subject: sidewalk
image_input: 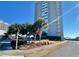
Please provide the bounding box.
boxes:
[0,40,68,57]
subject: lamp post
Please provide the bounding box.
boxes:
[16,31,19,49]
[16,28,20,50]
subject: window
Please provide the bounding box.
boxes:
[42,12,48,17]
[41,1,47,4]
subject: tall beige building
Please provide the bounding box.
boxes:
[35,1,64,40]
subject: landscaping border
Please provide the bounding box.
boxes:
[0,40,68,57]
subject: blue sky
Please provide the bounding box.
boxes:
[0,1,35,24]
[0,1,79,38]
[62,1,79,38]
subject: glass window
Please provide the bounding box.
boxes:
[41,3,48,7]
[42,11,48,16]
[41,1,47,4]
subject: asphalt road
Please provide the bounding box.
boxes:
[47,41,79,57]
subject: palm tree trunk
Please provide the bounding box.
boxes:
[16,32,18,49]
[39,34,41,41]
[39,29,42,41]
[34,34,36,41]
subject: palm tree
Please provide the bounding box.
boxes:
[33,18,48,41]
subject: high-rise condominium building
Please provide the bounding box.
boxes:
[0,20,9,35]
[35,1,64,40]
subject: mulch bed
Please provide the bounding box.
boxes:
[19,40,53,50]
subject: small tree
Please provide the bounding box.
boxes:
[7,23,21,49]
[20,23,33,38]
